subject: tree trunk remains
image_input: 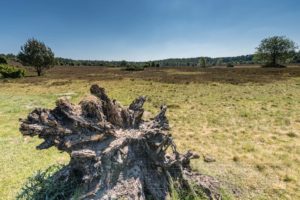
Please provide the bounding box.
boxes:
[20,84,222,200]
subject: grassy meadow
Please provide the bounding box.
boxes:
[0,66,300,199]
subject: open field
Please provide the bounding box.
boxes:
[0,66,300,199]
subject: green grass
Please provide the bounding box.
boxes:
[0,67,300,199]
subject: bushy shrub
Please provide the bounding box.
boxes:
[124,65,145,71]
[226,63,234,68]
[0,64,25,78]
[0,56,8,64]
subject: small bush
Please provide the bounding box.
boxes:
[0,56,8,64]
[226,63,234,68]
[0,64,25,78]
[124,65,145,71]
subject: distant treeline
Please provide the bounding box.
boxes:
[55,55,256,67]
[154,55,255,67]
[1,52,300,67]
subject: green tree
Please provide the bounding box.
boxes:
[216,58,223,66]
[254,36,298,67]
[294,51,300,63]
[120,60,127,67]
[18,38,55,76]
[151,62,155,67]
[199,57,206,67]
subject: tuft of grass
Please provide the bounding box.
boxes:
[17,165,81,200]
[220,188,234,200]
[283,175,294,183]
[287,132,297,138]
[232,156,239,162]
[256,164,266,172]
[168,181,209,200]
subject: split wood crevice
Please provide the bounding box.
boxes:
[20,84,222,200]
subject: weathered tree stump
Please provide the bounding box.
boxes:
[20,84,221,200]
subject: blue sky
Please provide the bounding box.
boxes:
[0,0,299,61]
